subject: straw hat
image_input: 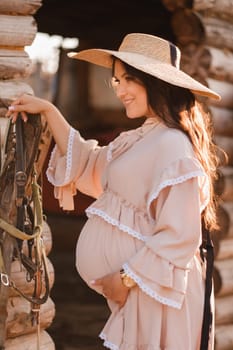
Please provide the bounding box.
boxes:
[68,33,220,100]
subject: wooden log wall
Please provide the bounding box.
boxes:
[162,1,233,349]
[0,1,55,349]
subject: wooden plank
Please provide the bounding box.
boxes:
[6,297,55,339]
[221,202,233,238]
[221,167,233,202]
[0,108,7,118]
[215,136,233,166]
[214,258,233,296]
[0,55,32,80]
[0,49,28,57]
[215,324,233,350]
[0,235,15,348]
[208,46,233,84]
[194,0,233,24]
[216,238,233,261]
[0,81,33,104]
[202,17,233,51]
[208,79,233,110]
[5,330,55,349]
[180,43,211,84]
[0,0,42,16]
[215,204,231,240]
[215,295,233,325]
[0,15,37,47]
[210,106,233,137]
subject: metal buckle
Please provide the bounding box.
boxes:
[1,273,9,286]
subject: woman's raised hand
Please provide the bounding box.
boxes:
[6,94,54,123]
[6,93,71,156]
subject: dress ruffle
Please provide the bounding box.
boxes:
[86,189,152,242]
[46,127,107,210]
[147,156,209,218]
[123,253,188,309]
[86,157,208,243]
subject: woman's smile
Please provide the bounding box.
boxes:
[112,60,154,119]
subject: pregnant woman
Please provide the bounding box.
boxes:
[7,33,221,350]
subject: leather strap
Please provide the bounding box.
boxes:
[15,117,27,207]
[200,227,214,350]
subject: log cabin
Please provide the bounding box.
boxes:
[0,0,233,349]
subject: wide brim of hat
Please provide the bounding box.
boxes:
[68,48,221,101]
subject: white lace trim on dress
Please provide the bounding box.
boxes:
[86,207,146,242]
[99,333,119,350]
[46,144,58,183]
[148,170,209,214]
[64,127,75,183]
[46,127,76,185]
[122,263,182,309]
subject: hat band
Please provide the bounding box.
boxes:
[169,43,180,69]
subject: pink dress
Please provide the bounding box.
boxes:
[47,118,213,350]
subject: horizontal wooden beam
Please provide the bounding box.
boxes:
[0,15,37,47]
[194,0,233,24]
[221,202,233,238]
[0,0,42,15]
[5,330,55,349]
[214,258,233,296]
[208,78,233,109]
[215,324,233,350]
[221,168,233,203]
[208,46,233,84]
[0,50,32,79]
[0,81,33,103]
[210,106,233,137]
[215,136,233,166]
[6,297,55,338]
[202,17,233,51]
[215,294,233,325]
[216,238,233,261]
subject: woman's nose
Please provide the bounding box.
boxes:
[115,83,127,99]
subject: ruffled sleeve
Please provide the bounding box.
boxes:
[122,157,209,309]
[46,127,108,210]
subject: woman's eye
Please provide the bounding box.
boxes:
[125,75,134,81]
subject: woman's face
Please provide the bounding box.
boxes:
[112,60,155,119]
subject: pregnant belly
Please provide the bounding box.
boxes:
[76,216,141,288]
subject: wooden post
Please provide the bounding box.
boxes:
[0,1,55,349]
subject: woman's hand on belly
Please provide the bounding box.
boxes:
[90,271,130,307]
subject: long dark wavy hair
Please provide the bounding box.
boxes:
[112,58,225,231]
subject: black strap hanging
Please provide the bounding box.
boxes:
[15,116,28,253]
[15,116,27,206]
[200,226,214,350]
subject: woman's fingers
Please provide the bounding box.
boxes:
[21,111,28,122]
[10,112,18,123]
[6,94,34,122]
[7,110,28,124]
[6,107,28,123]
[6,94,53,122]
[5,106,15,118]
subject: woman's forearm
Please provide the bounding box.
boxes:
[42,102,71,155]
